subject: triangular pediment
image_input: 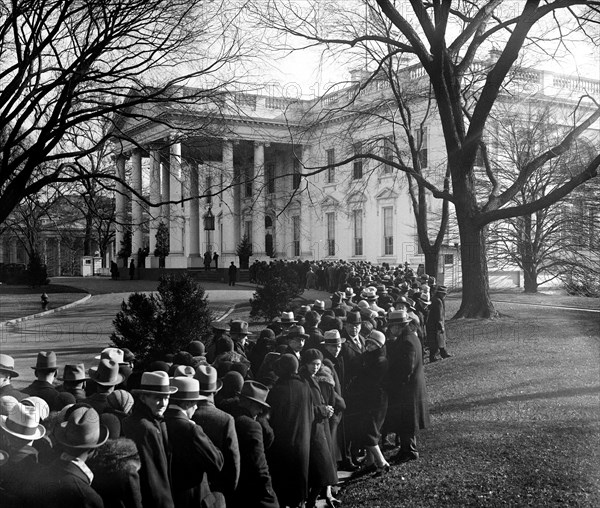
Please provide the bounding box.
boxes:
[348,191,367,204]
[375,188,399,200]
[320,196,340,208]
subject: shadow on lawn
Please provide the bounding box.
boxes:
[433,385,600,413]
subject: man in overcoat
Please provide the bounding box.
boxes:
[22,351,62,411]
[426,285,452,362]
[164,377,224,508]
[228,381,279,508]
[192,365,241,506]
[266,354,313,507]
[386,310,431,463]
[0,354,25,401]
[123,371,178,508]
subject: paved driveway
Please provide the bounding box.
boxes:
[2,284,254,389]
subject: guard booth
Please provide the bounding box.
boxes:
[81,256,102,276]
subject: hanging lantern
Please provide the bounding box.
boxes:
[203,206,215,231]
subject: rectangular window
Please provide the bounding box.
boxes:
[444,254,454,265]
[383,206,393,255]
[292,216,300,256]
[383,136,394,174]
[292,158,301,190]
[353,209,363,256]
[326,212,335,256]
[266,163,275,194]
[352,143,363,180]
[416,127,428,168]
[245,221,252,245]
[326,148,335,184]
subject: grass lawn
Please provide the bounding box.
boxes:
[0,284,87,321]
[230,297,599,507]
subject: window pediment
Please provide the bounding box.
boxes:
[375,188,399,200]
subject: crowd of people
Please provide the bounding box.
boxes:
[0,263,452,508]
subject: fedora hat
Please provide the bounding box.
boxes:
[132,371,178,395]
[187,341,205,357]
[344,287,355,299]
[31,351,57,371]
[321,329,346,345]
[22,397,50,421]
[229,320,254,336]
[280,312,297,324]
[346,311,362,325]
[89,359,124,386]
[0,402,46,441]
[396,296,416,311]
[59,363,89,382]
[95,347,126,365]
[54,406,108,449]
[172,365,195,378]
[170,377,208,401]
[388,308,412,324]
[194,365,223,393]
[312,300,325,312]
[366,330,386,348]
[240,381,270,409]
[284,325,309,342]
[0,354,19,378]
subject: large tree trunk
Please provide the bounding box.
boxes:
[423,249,439,280]
[523,265,538,293]
[454,216,497,318]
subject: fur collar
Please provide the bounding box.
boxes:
[315,364,335,387]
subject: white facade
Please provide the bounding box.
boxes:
[110,61,600,284]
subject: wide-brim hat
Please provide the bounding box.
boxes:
[54,406,108,449]
[0,403,46,441]
[321,329,346,345]
[194,365,223,393]
[89,359,124,387]
[229,320,254,336]
[346,311,362,325]
[169,377,208,401]
[94,348,127,365]
[312,300,325,312]
[0,354,19,378]
[344,288,355,299]
[59,363,89,382]
[31,351,57,371]
[241,381,270,409]
[132,371,178,395]
[388,309,412,324]
[284,325,310,342]
[279,312,297,324]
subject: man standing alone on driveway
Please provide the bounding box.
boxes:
[228,262,237,286]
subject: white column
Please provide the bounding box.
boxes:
[300,145,313,257]
[57,238,62,276]
[161,152,170,221]
[114,154,127,260]
[147,147,161,267]
[253,141,265,256]
[222,140,237,263]
[167,141,186,267]
[131,149,143,257]
[188,163,201,265]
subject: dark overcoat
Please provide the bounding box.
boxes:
[229,405,279,508]
[314,362,345,462]
[347,347,388,446]
[386,330,431,434]
[300,368,338,488]
[24,458,104,508]
[192,400,240,503]
[426,295,446,349]
[1,445,38,508]
[0,383,26,401]
[164,407,224,508]
[266,372,313,507]
[22,380,62,410]
[87,438,143,508]
[122,400,174,508]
